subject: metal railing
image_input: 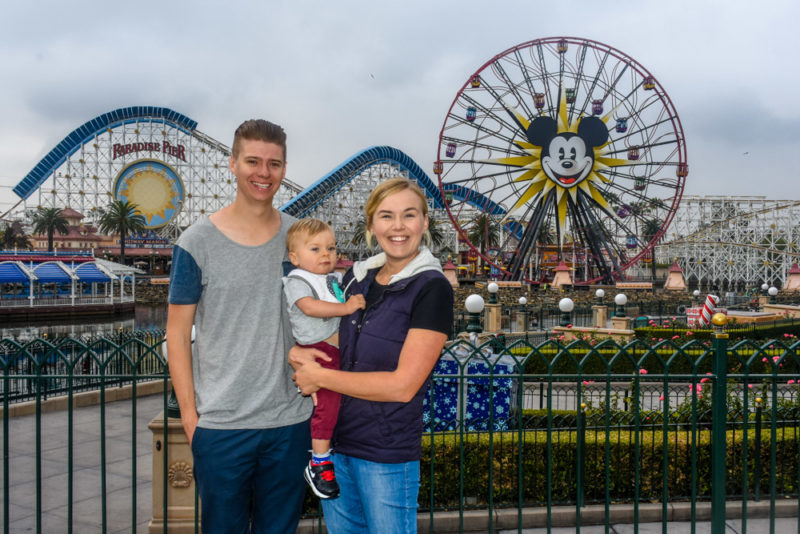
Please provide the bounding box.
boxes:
[0,295,136,308]
[2,332,799,533]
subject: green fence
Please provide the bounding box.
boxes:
[1,331,799,533]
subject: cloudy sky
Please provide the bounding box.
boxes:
[0,0,797,215]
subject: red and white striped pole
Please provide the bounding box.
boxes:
[697,294,719,327]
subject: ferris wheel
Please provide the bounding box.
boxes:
[435,37,687,284]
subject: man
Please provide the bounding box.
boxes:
[167,119,312,533]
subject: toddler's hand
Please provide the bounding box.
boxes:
[345,294,366,313]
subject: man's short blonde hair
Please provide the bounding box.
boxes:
[286,218,334,251]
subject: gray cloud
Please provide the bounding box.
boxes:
[2,0,800,211]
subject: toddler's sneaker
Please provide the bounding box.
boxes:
[304,460,340,499]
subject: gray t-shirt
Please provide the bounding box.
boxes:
[168,213,312,429]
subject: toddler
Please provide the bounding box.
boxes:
[283,218,365,499]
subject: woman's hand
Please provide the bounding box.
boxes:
[293,357,323,395]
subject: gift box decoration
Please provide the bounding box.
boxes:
[423,351,517,432]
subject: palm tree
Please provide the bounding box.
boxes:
[538,223,556,245]
[426,217,448,252]
[31,207,69,252]
[642,218,663,281]
[1,221,32,250]
[350,216,368,249]
[98,200,147,265]
[466,213,501,268]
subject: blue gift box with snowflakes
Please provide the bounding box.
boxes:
[423,352,517,432]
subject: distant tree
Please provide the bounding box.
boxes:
[0,221,32,250]
[538,223,556,245]
[642,218,663,281]
[31,207,69,252]
[97,200,147,265]
[467,213,501,269]
[427,217,448,252]
[350,216,368,249]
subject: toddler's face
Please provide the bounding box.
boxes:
[289,230,337,275]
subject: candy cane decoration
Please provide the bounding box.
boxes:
[697,294,719,326]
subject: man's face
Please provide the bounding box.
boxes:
[229,139,286,205]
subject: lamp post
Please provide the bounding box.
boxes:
[614,293,628,318]
[692,289,700,306]
[465,294,485,345]
[559,297,574,327]
[761,283,769,296]
[487,281,499,304]
[519,296,528,340]
[768,286,778,304]
[595,288,605,305]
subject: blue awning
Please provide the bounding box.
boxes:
[33,263,71,283]
[0,263,28,283]
[75,263,111,282]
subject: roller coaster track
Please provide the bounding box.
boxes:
[281,146,445,218]
[665,239,800,260]
[667,200,800,244]
[12,106,303,202]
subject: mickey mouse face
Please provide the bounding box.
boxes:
[541,133,594,187]
[526,115,609,190]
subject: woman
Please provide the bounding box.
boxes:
[291,177,453,533]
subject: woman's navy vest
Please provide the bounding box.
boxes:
[333,267,444,463]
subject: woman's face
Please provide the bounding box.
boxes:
[368,188,428,267]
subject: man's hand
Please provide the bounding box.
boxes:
[288,345,331,370]
[182,410,199,446]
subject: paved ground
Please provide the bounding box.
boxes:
[498,517,799,533]
[1,394,162,533]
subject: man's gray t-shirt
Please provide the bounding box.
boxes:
[168,214,312,429]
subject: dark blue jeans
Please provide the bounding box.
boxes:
[191,420,311,534]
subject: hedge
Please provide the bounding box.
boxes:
[301,425,798,515]
[514,342,800,378]
[419,429,799,509]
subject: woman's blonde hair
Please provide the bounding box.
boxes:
[364,177,430,248]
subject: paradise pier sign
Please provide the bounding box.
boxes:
[112,140,187,162]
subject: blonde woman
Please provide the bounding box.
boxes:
[291,177,453,533]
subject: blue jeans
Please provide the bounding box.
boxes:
[191,420,310,534]
[321,453,420,534]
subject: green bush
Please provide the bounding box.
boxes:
[418,428,799,509]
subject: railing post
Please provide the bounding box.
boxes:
[711,312,729,534]
[754,397,763,502]
[539,382,543,409]
[577,402,586,510]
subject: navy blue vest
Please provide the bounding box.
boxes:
[334,267,445,463]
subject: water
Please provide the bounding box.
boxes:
[1,304,168,341]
